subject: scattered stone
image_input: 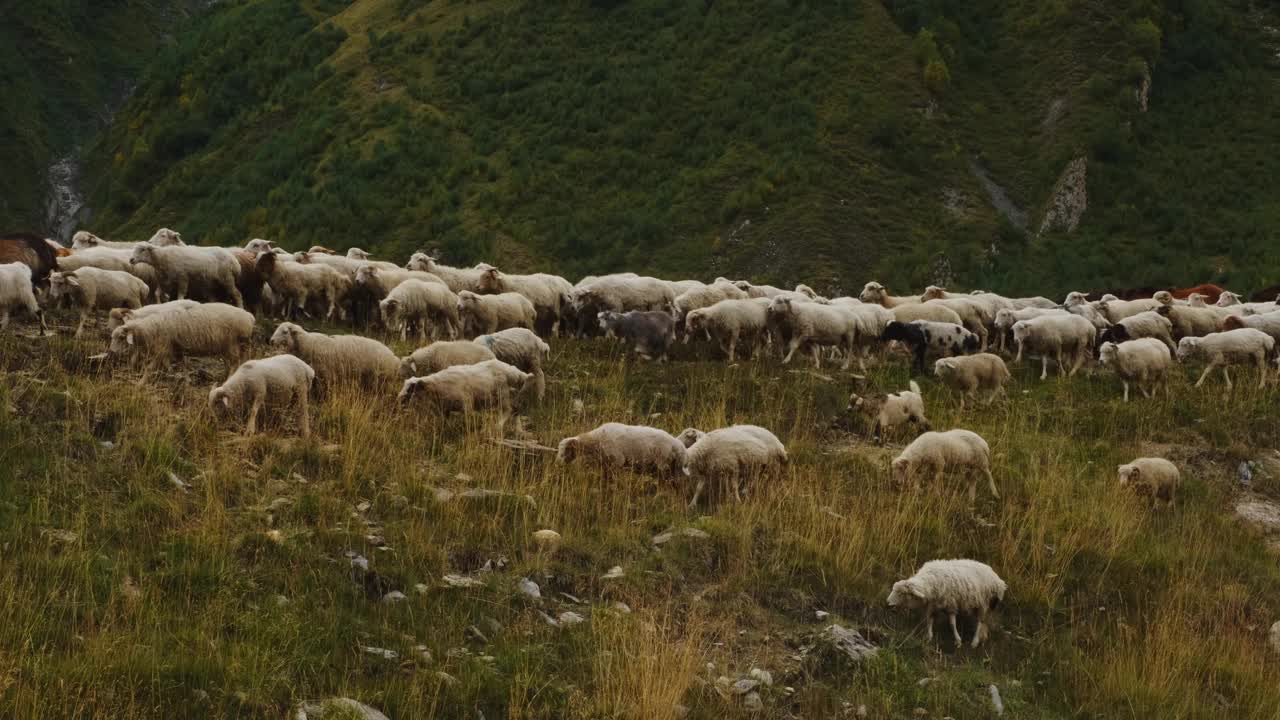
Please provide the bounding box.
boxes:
[557,611,585,626]
[814,610,829,620]
[1238,461,1254,487]
[293,697,390,720]
[346,552,370,571]
[571,399,584,414]
[732,678,759,695]
[366,534,387,547]
[290,472,309,484]
[517,577,541,600]
[917,677,934,687]
[459,488,537,508]
[120,576,143,602]
[602,565,625,580]
[652,527,710,545]
[532,529,562,551]
[167,472,191,493]
[817,624,878,665]
[611,601,631,614]
[1270,621,1280,655]
[360,645,399,661]
[989,684,1005,716]
[98,440,116,450]
[748,668,773,686]
[432,487,456,503]
[856,705,868,718]
[913,709,928,718]
[538,610,560,627]
[743,691,763,712]
[442,574,484,589]
[479,557,507,573]
[456,473,473,483]
[267,497,292,513]
[382,591,407,604]
[1235,498,1280,533]
[192,689,209,703]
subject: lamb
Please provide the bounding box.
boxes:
[1098,339,1174,401]
[109,303,253,382]
[269,322,400,388]
[597,310,677,361]
[405,253,488,293]
[684,298,768,362]
[47,268,149,336]
[473,327,551,399]
[1098,311,1177,353]
[255,250,348,320]
[682,425,788,507]
[380,279,460,341]
[107,299,200,331]
[890,429,998,503]
[1223,312,1280,345]
[880,320,979,374]
[859,281,919,307]
[209,354,315,437]
[933,353,1011,409]
[456,290,537,336]
[1118,458,1181,507]
[476,266,573,335]
[848,379,929,444]
[766,297,859,369]
[1011,313,1097,380]
[887,559,1006,648]
[556,423,687,476]
[396,359,533,434]
[0,262,46,334]
[130,242,243,307]
[1176,328,1275,390]
[399,340,496,378]
[1156,303,1232,339]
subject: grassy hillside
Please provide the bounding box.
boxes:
[72,0,1276,296]
[1,314,1279,718]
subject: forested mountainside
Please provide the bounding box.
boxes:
[9,0,1280,295]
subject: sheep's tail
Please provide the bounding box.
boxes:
[908,380,921,395]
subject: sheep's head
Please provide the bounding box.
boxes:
[457,291,478,314]
[1101,293,1119,302]
[254,251,279,275]
[597,311,623,335]
[994,309,1015,330]
[477,266,502,293]
[1217,291,1241,307]
[795,284,818,299]
[1011,322,1031,345]
[887,578,926,608]
[1176,338,1198,362]
[684,310,705,336]
[921,285,947,300]
[107,308,134,331]
[208,386,232,415]
[1063,292,1087,308]
[1185,293,1208,307]
[346,247,370,260]
[1153,290,1174,305]
[1099,323,1130,345]
[355,265,379,286]
[396,377,425,405]
[270,322,303,350]
[961,332,980,354]
[859,281,886,304]
[1118,464,1139,487]
[675,427,705,448]
[733,280,753,293]
[129,244,157,265]
[406,252,434,272]
[47,272,73,299]
[71,231,102,249]
[148,228,183,246]
[308,245,335,255]
[245,238,276,255]
[1099,342,1119,366]
[399,355,417,379]
[380,298,400,324]
[890,457,911,487]
[556,437,578,464]
[933,358,956,378]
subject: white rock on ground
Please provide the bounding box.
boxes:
[293,698,390,720]
[517,578,541,599]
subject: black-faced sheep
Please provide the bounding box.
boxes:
[888,559,1006,648]
[881,320,978,375]
[556,423,687,476]
[1098,310,1176,354]
[209,354,315,437]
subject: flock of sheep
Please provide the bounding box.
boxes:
[0,227,1273,648]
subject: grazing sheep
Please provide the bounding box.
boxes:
[130,243,243,307]
[933,353,1011,409]
[556,423,687,476]
[47,268,149,336]
[1011,313,1097,380]
[1118,458,1181,507]
[109,303,253,382]
[0,232,58,286]
[400,340,496,378]
[380,279,460,341]
[476,266,573,335]
[766,297,859,369]
[1156,303,1232,339]
[269,322,400,388]
[1176,328,1275,390]
[597,310,677,361]
[255,251,347,320]
[209,354,315,437]
[848,379,929,444]
[0,262,46,334]
[473,327,551,399]
[684,298,768,362]
[1098,339,1174,401]
[1098,311,1177,353]
[890,429,998,502]
[859,281,919,307]
[1223,312,1280,345]
[456,290,536,336]
[396,359,533,434]
[404,253,488,293]
[887,559,1006,648]
[682,425,788,507]
[881,320,978,374]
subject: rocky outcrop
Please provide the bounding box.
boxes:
[1038,156,1088,235]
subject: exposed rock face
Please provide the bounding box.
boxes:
[1135,69,1151,113]
[1039,156,1088,235]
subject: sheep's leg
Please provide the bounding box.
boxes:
[400,322,408,342]
[959,393,967,411]
[35,308,47,336]
[985,467,999,499]
[782,338,801,364]
[1194,362,1216,388]
[244,395,263,436]
[732,476,743,503]
[1222,366,1232,390]
[811,344,822,369]
[1040,355,1048,381]
[727,332,738,363]
[1055,350,1065,376]
[872,421,883,446]
[1139,381,1151,399]
[296,388,311,439]
[858,347,870,374]
[923,605,934,642]
[1122,381,1130,403]
[74,311,88,338]
[175,278,189,301]
[968,477,977,504]
[1257,353,1267,389]
[1014,342,1023,364]
[229,284,244,309]
[1069,348,1085,376]
[3,309,15,331]
[973,607,989,648]
[688,478,705,509]
[948,611,962,647]
[534,368,546,401]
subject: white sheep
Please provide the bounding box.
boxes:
[859,281,919,307]
[556,423,686,476]
[682,425,788,507]
[130,243,243,307]
[993,307,1065,353]
[0,262,46,334]
[672,280,750,324]
[269,322,400,388]
[58,247,159,298]
[924,297,993,348]
[254,251,348,320]
[1176,328,1275,390]
[1156,303,1232,339]
[890,302,963,326]
[766,297,859,369]
[1098,296,1165,323]
[571,275,677,316]
[400,340,496,378]
[1011,313,1097,380]
[380,279,460,341]
[209,354,315,437]
[1100,310,1177,353]
[933,353,1011,409]
[47,268,149,337]
[71,228,185,250]
[1118,458,1180,507]
[456,290,536,336]
[473,327,551,399]
[887,559,1006,648]
[107,299,199,332]
[109,303,253,382]
[733,281,789,298]
[396,359,533,434]
[890,429,998,503]
[476,266,573,335]
[404,253,488,293]
[684,298,768,362]
[1098,339,1173,401]
[1223,312,1280,345]
[848,380,929,443]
